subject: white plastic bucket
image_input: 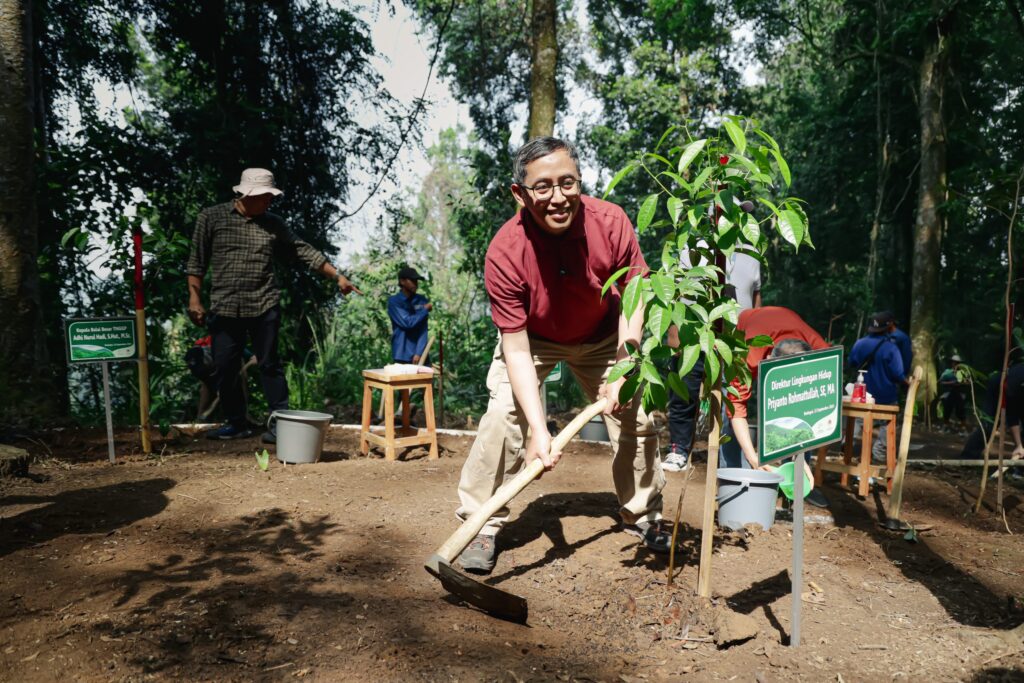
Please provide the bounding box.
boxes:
[716,468,784,530]
[270,410,333,464]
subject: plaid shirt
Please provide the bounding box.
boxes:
[186,202,328,317]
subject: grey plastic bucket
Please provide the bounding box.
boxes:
[270,410,332,464]
[716,468,784,530]
[579,416,609,442]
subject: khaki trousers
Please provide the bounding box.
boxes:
[456,333,665,536]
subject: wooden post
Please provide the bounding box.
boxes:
[132,225,152,454]
[886,366,922,526]
[696,382,722,598]
[438,331,445,428]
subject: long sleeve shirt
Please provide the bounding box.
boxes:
[849,334,905,405]
[387,292,430,362]
[186,202,327,317]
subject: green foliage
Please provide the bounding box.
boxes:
[37,1,410,425]
[606,116,807,412]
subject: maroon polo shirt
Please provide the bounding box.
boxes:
[484,195,648,345]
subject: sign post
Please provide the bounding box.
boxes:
[757,346,844,647]
[65,317,139,463]
[132,225,153,454]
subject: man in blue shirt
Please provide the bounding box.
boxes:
[849,313,906,461]
[874,311,912,380]
[388,266,432,363]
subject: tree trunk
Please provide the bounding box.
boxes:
[527,0,557,139]
[0,0,52,427]
[909,9,952,405]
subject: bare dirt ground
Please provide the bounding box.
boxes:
[1,422,1023,682]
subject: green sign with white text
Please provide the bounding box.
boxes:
[545,361,563,384]
[65,317,138,363]
[756,346,843,465]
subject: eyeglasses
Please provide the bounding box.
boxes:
[519,177,581,200]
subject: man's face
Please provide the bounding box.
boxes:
[400,277,418,294]
[511,149,582,236]
[237,193,274,217]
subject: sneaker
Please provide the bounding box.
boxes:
[623,520,673,554]
[205,423,254,440]
[457,534,496,574]
[662,450,690,473]
[805,488,830,508]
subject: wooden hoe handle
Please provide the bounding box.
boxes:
[431,398,609,565]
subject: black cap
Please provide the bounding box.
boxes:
[867,311,895,333]
[398,266,425,281]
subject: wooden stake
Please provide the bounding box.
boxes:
[667,464,695,587]
[886,366,922,523]
[696,382,722,599]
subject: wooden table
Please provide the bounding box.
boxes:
[359,369,438,461]
[814,400,899,497]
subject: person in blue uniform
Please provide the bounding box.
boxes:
[387,266,432,364]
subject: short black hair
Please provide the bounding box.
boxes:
[512,137,581,185]
[770,338,812,358]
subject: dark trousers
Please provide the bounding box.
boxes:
[667,355,705,454]
[211,306,289,426]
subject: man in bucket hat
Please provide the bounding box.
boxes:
[186,168,360,442]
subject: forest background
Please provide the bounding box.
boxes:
[1,0,1022,432]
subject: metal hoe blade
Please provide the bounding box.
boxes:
[426,555,528,624]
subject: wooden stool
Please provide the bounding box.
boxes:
[814,400,899,497]
[359,369,438,461]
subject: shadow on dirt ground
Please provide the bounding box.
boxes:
[0,478,174,558]
[825,481,1024,630]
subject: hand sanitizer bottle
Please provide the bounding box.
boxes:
[852,370,867,403]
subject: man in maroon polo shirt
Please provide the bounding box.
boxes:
[455,137,668,574]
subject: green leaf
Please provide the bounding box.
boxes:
[667,371,689,401]
[619,373,641,404]
[770,148,791,187]
[255,449,270,471]
[723,119,746,154]
[667,196,684,226]
[607,359,635,383]
[749,334,774,347]
[758,197,780,215]
[708,302,735,323]
[659,171,691,192]
[601,266,633,298]
[753,128,780,151]
[678,138,707,174]
[621,275,644,319]
[741,214,760,243]
[690,167,714,194]
[679,343,701,376]
[655,125,678,152]
[778,209,805,248]
[637,193,659,233]
[603,162,636,199]
[704,351,720,390]
[690,303,709,324]
[713,338,734,367]
[647,303,672,339]
[61,227,80,248]
[644,152,673,168]
[646,381,667,411]
[650,273,674,304]
[641,360,663,386]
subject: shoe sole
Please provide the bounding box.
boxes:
[207,432,254,441]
